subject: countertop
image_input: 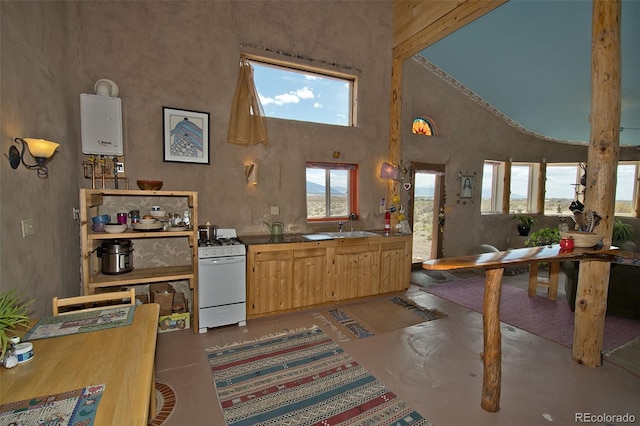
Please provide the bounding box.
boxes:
[239,231,408,245]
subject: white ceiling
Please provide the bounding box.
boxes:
[420,0,639,146]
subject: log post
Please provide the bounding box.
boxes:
[481,267,504,412]
[388,58,402,227]
[572,0,621,367]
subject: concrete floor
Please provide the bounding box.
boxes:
[154,272,640,426]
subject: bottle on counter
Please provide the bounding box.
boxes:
[384,211,391,236]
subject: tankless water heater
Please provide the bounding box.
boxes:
[80,93,123,156]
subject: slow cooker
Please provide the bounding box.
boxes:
[98,239,134,275]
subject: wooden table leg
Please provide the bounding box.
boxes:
[548,262,560,300]
[528,263,539,297]
[481,267,504,413]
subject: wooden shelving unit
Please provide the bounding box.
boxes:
[79,188,199,332]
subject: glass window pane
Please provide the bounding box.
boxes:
[510,165,530,213]
[251,61,353,126]
[545,165,580,215]
[481,162,495,213]
[329,169,348,217]
[615,163,637,216]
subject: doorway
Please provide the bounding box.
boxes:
[409,162,445,262]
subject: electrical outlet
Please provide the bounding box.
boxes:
[270,206,280,215]
[115,162,125,173]
[21,219,34,237]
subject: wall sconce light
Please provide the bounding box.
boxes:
[380,162,399,180]
[6,137,60,178]
[245,163,258,185]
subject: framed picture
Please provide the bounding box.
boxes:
[163,107,210,164]
[460,175,474,199]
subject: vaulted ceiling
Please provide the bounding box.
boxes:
[394,0,639,147]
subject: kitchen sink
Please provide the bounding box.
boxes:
[323,231,379,238]
[301,231,379,241]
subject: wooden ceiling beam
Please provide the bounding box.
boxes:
[393,0,508,60]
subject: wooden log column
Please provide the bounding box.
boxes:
[572,0,621,367]
[481,267,504,412]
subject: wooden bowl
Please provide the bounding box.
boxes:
[137,180,163,191]
[560,231,603,248]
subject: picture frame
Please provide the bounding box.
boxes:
[163,107,210,164]
[460,175,474,199]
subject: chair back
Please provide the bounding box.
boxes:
[53,288,136,316]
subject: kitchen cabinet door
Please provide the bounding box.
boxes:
[380,240,411,293]
[332,244,379,300]
[247,250,293,316]
[293,248,327,307]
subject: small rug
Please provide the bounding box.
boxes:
[422,278,640,353]
[149,382,176,426]
[319,296,445,340]
[0,384,105,425]
[24,306,136,341]
[207,327,430,426]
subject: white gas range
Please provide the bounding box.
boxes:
[197,229,246,333]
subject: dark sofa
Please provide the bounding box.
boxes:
[562,261,640,320]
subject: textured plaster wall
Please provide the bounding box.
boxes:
[74,1,393,236]
[0,2,82,316]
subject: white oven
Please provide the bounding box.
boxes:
[198,229,246,333]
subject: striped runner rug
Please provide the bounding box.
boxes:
[207,327,430,426]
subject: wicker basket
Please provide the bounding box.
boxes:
[560,231,603,248]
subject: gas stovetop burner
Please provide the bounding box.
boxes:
[198,228,246,258]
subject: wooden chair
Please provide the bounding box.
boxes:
[52,288,136,316]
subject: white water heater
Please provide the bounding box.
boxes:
[80,93,123,156]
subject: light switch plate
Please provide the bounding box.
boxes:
[21,219,34,237]
[270,206,280,215]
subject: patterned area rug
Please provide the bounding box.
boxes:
[317,296,446,340]
[149,382,176,426]
[207,327,430,426]
[0,384,105,425]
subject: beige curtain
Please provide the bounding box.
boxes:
[227,58,269,147]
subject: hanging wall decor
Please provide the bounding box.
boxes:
[163,107,210,164]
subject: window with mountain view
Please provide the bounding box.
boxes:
[306,162,358,221]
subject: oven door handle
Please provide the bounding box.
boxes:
[199,256,245,266]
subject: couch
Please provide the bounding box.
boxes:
[562,261,640,320]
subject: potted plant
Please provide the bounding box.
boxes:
[613,219,637,252]
[525,227,560,247]
[514,215,536,236]
[0,289,33,356]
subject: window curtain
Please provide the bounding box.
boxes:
[227,58,269,147]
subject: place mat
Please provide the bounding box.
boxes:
[207,327,430,426]
[317,296,446,340]
[24,305,136,341]
[0,384,106,425]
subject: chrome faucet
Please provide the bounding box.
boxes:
[338,213,358,232]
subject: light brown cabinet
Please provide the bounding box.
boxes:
[79,189,199,331]
[246,235,411,318]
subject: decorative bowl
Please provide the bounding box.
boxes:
[560,231,603,248]
[149,210,166,219]
[103,223,128,234]
[138,218,156,224]
[137,180,163,190]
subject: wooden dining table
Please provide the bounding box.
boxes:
[422,244,620,413]
[0,303,159,425]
